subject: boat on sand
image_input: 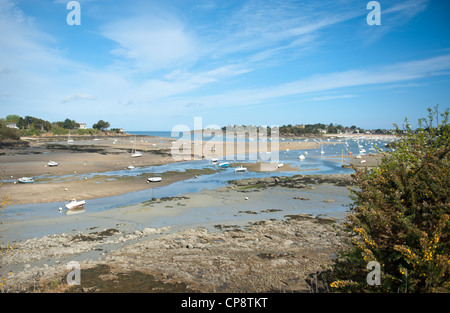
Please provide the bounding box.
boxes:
[48,161,59,167]
[17,177,34,183]
[65,198,85,210]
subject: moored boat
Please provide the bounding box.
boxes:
[48,161,59,167]
[17,177,34,183]
[65,198,85,210]
[131,135,142,157]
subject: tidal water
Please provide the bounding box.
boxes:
[2,137,392,222]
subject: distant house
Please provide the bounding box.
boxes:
[79,123,87,129]
[6,123,19,129]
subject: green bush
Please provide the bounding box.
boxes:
[330,106,450,292]
[0,122,21,141]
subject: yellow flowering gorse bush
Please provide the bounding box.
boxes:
[329,106,450,293]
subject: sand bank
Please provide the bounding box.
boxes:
[0,136,321,205]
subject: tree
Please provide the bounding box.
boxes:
[62,118,79,129]
[5,115,20,124]
[93,120,110,131]
[329,106,450,292]
[19,116,52,132]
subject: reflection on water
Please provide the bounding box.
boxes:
[4,138,392,221]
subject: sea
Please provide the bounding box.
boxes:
[127,131,175,138]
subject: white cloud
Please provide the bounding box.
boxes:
[100,14,197,72]
[310,94,357,101]
[167,54,450,110]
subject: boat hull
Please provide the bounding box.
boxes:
[18,177,34,183]
[65,200,86,210]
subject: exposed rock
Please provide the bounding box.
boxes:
[229,174,353,189]
[2,215,346,293]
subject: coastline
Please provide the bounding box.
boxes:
[0,135,324,205]
[0,134,381,293]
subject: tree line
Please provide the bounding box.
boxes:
[279,123,391,136]
[1,115,112,132]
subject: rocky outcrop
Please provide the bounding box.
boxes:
[229,174,353,189]
[2,216,345,293]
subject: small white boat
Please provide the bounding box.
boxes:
[127,165,135,170]
[219,162,229,168]
[148,177,162,182]
[67,132,74,143]
[65,198,85,210]
[48,161,59,167]
[211,158,218,163]
[17,177,34,183]
[234,166,247,172]
[131,135,142,157]
[277,163,284,168]
[299,155,305,160]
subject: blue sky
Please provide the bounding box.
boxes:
[1,0,449,131]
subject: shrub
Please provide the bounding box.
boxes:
[330,106,449,292]
[0,122,21,141]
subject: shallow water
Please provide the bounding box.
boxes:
[2,138,390,223]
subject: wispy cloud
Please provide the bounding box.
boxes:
[199,0,360,64]
[361,0,430,45]
[61,94,97,103]
[310,94,357,102]
[168,54,450,110]
[100,13,197,72]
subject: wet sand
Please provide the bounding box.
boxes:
[0,181,351,293]
[0,136,320,205]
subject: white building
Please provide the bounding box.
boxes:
[6,123,18,129]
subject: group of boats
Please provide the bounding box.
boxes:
[17,160,59,183]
